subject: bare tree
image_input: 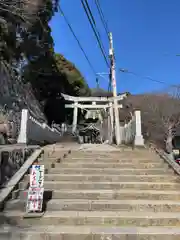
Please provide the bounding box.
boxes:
[125,88,180,152]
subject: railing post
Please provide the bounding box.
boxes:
[123,123,127,143]
[134,110,144,146]
[17,109,29,144]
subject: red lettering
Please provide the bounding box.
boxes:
[33,200,36,209]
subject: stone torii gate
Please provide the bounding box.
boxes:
[61,93,128,144]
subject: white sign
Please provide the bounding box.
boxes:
[30,165,44,188]
[26,164,45,213]
[26,187,44,212]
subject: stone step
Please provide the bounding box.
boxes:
[42,173,180,182]
[47,162,165,169]
[66,150,157,154]
[1,224,180,239]
[4,146,179,239]
[42,160,165,169]
[68,154,152,158]
[19,188,180,201]
[64,158,161,163]
[35,181,180,191]
[4,210,180,227]
[59,158,162,163]
[48,167,172,175]
[5,199,180,212]
[71,151,155,155]
[67,155,157,160]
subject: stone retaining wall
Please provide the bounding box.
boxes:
[0,145,39,188]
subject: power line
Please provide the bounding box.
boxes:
[81,0,109,67]
[94,0,109,38]
[119,68,179,88]
[58,5,97,76]
[81,0,110,67]
[83,0,106,45]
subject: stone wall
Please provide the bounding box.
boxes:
[0,66,46,143]
[0,145,39,188]
[0,65,45,122]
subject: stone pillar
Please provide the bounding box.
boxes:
[109,102,114,130]
[108,102,114,144]
[72,101,78,133]
[92,102,96,119]
[134,110,144,146]
[17,109,29,144]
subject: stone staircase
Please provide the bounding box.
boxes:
[1,145,180,239]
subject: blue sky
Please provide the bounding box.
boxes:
[50,0,180,94]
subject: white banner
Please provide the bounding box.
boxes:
[26,164,45,213]
[30,165,44,188]
[26,187,44,212]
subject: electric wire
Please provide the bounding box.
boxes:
[81,0,110,67]
[81,0,109,67]
[94,0,109,38]
[83,0,107,52]
[120,68,180,88]
[58,5,97,76]
[93,0,112,91]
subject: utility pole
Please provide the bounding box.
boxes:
[96,72,109,89]
[109,32,121,145]
[96,77,99,88]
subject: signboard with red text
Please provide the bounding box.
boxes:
[30,165,44,187]
[26,187,44,212]
[26,165,44,213]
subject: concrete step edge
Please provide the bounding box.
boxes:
[4,210,180,218]
[46,164,165,168]
[1,225,180,234]
[7,198,180,205]
[22,189,180,194]
[35,173,178,177]
[48,167,169,170]
[42,181,179,185]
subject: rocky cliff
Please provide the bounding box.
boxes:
[0,64,46,142]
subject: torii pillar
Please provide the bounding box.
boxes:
[72,101,78,133]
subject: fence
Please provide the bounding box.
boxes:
[17,109,62,145]
[120,110,144,146]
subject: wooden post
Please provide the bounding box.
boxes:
[72,101,78,133]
